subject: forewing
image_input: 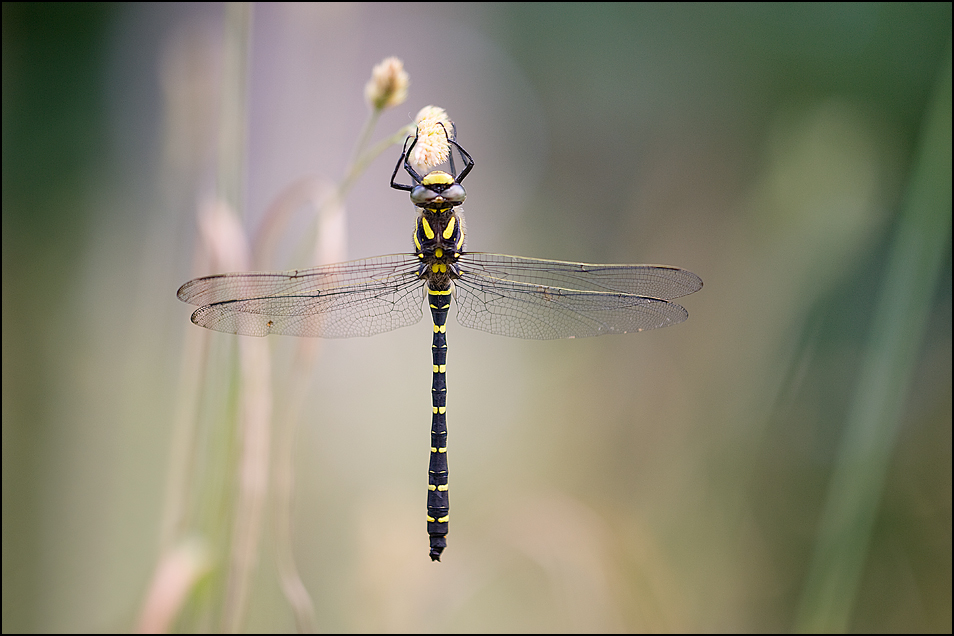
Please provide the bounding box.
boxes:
[178,254,425,337]
[458,253,702,299]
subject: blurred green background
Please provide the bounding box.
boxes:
[3,3,950,632]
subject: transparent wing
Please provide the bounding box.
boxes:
[457,253,702,299]
[177,254,425,337]
[453,254,699,339]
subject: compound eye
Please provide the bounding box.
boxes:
[410,185,437,206]
[442,184,466,204]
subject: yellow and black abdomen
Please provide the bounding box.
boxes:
[425,282,451,560]
[415,204,463,561]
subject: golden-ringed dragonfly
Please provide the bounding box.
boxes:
[177,129,702,561]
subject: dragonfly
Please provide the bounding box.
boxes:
[177,128,702,561]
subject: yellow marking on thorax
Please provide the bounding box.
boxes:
[435,247,443,258]
[421,217,435,240]
[442,216,456,240]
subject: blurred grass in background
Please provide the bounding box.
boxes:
[3,3,950,632]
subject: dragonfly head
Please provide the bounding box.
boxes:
[411,171,466,210]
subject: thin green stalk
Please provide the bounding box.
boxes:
[215,4,268,634]
[339,123,415,198]
[795,43,952,633]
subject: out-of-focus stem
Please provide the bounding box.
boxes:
[340,123,416,197]
[795,43,952,633]
[217,4,268,633]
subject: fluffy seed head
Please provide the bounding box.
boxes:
[364,57,409,110]
[410,105,454,171]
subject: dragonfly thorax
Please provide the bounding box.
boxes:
[413,206,465,267]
